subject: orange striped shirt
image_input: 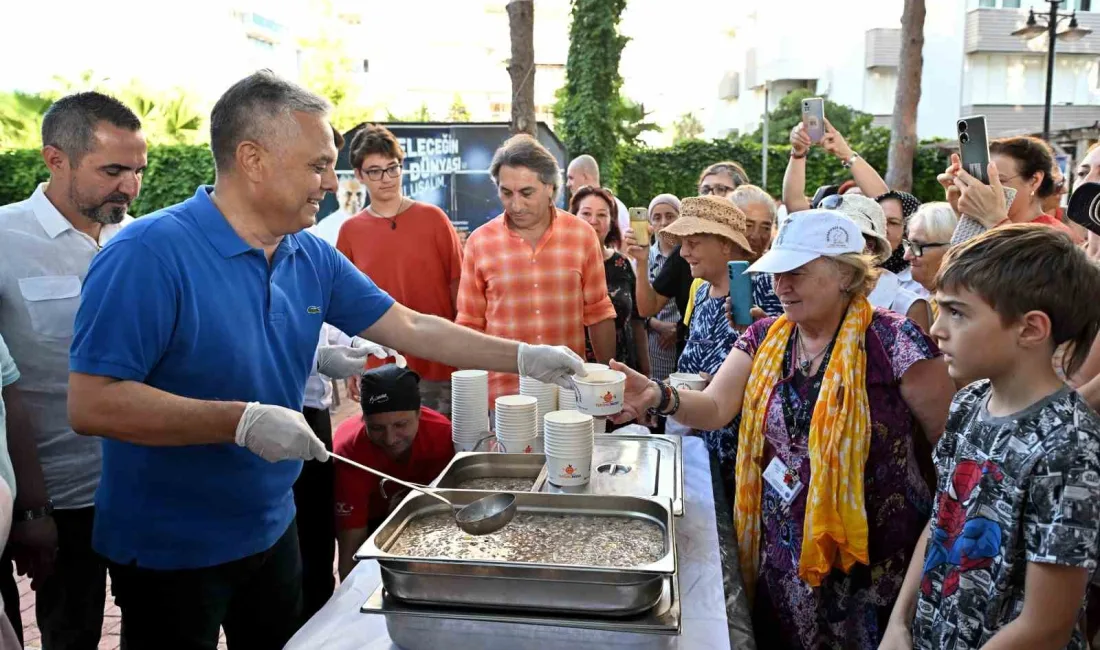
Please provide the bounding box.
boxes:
[457,209,616,402]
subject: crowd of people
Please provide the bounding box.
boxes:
[2,65,1100,650]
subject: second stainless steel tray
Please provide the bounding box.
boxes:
[428,452,545,490]
[355,491,676,616]
[534,433,685,516]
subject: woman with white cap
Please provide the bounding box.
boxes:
[638,194,683,382]
[611,210,954,649]
[820,194,932,332]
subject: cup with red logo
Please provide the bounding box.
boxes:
[543,410,595,487]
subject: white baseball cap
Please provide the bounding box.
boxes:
[745,209,865,274]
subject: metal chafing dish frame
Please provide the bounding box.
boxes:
[355,491,677,616]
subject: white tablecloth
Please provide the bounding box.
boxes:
[285,436,731,650]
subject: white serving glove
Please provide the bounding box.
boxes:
[349,337,407,368]
[235,402,329,462]
[315,345,372,379]
[517,343,586,389]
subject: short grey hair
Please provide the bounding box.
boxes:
[210,70,331,172]
[911,202,958,243]
[41,92,142,166]
[730,184,777,222]
[490,135,562,196]
[568,154,600,183]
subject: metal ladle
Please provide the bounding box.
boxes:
[330,452,517,536]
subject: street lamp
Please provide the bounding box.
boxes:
[1011,1,1093,142]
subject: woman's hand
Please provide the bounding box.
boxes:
[955,161,1008,228]
[820,119,854,161]
[609,359,661,424]
[790,123,811,158]
[938,153,963,215]
[623,228,649,265]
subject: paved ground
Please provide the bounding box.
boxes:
[16,392,360,649]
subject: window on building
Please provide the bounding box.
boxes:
[1001,0,1021,8]
[978,0,996,7]
[1078,0,1092,11]
[248,36,275,53]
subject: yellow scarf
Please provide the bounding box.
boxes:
[734,295,873,598]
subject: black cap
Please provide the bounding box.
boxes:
[1068,182,1100,237]
[359,365,421,416]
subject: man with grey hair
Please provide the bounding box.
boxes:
[0,90,146,648]
[458,135,616,403]
[567,154,630,240]
[66,71,585,647]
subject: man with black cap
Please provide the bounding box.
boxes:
[333,364,453,579]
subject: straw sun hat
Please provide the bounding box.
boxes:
[658,195,754,256]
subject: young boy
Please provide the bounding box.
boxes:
[882,224,1100,650]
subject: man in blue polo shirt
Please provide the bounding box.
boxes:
[67,71,584,650]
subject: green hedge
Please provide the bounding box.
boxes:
[1,138,949,218]
[612,135,951,209]
[0,145,214,216]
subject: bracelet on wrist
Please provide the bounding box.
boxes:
[659,384,681,416]
[841,152,861,169]
[647,380,670,417]
[790,151,807,160]
[15,499,53,523]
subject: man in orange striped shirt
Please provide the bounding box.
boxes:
[458,135,616,402]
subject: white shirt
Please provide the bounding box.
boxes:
[0,184,130,508]
[303,324,352,410]
[310,210,353,247]
[869,269,926,322]
[896,266,930,299]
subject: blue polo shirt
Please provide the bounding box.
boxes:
[70,186,394,570]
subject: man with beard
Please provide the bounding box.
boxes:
[0,91,146,648]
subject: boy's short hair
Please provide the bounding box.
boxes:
[349,124,405,170]
[935,223,1100,377]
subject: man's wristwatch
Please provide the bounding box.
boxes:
[841,152,861,169]
[15,499,53,523]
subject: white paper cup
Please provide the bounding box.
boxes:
[582,363,610,375]
[495,435,538,454]
[668,372,706,391]
[546,454,593,486]
[570,370,626,416]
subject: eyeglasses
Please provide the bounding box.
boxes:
[902,239,949,257]
[361,163,402,181]
[699,183,735,197]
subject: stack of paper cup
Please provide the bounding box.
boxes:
[557,384,578,411]
[543,410,595,487]
[494,395,539,454]
[519,377,558,436]
[451,370,490,452]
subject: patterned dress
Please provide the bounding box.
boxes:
[733,308,939,649]
[678,281,740,488]
[913,382,1100,650]
[647,243,682,381]
[752,273,784,318]
[587,251,643,371]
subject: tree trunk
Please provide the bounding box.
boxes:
[507,0,536,137]
[885,0,926,192]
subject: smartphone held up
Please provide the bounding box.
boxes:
[956,115,990,185]
[802,97,825,144]
[628,207,650,247]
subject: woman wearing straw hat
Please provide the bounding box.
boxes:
[611,209,955,649]
[656,195,754,488]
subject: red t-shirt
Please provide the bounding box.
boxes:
[336,202,463,381]
[1031,213,1074,234]
[333,407,454,531]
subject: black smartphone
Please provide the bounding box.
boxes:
[802,97,825,143]
[957,115,990,185]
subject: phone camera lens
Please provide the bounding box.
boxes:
[958,120,968,133]
[960,132,970,144]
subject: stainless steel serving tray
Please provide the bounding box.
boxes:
[428,452,545,490]
[355,491,676,616]
[361,573,681,649]
[534,433,685,516]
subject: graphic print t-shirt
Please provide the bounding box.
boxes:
[912,382,1100,650]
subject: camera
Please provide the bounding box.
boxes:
[960,132,970,144]
[957,120,969,133]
